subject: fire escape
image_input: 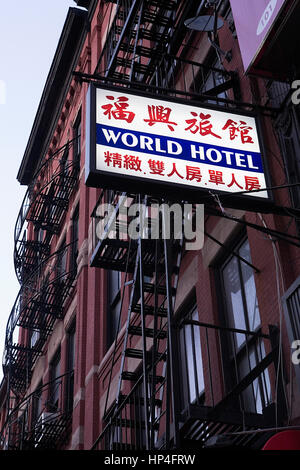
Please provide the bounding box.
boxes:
[86,0,287,450]
[0,372,74,450]
[1,140,79,449]
[90,191,285,450]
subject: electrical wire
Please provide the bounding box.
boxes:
[258,213,290,429]
[206,206,300,248]
[207,181,300,200]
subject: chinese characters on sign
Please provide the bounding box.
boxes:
[91,87,267,198]
[103,150,262,192]
[100,97,255,145]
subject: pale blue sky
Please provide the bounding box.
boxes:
[0,0,77,380]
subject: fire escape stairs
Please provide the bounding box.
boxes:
[92,194,184,450]
[97,0,179,84]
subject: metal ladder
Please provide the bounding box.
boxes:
[97,195,184,450]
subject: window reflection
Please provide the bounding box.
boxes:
[221,238,272,414]
[180,305,204,405]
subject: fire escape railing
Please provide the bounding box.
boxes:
[2,134,79,448]
[178,321,284,447]
[0,371,74,450]
[90,190,285,449]
[91,190,184,450]
[96,0,178,80]
[3,242,77,397]
[5,137,79,399]
[14,139,79,284]
[78,0,240,107]
[90,191,282,450]
[90,190,161,273]
[92,320,283,450]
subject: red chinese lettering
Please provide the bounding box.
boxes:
[104,151,122,167]
[123,155,142,171]
[208,169,225,185]
[227,173,243,190]
[222,119,254,144]
[245,176,261,191]
[185,112,221,139]
[101,95,135,123]
[148,159,165,176]
[144,105,177,131]
[186,166,202,182]
[112,152,122,168]
[104,151,112,166]
[167,163,184,179]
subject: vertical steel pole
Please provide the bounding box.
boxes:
[162,205,181,448]
[138,194,150,449]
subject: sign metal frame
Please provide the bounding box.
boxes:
[86,83,273,212]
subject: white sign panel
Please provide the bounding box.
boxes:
[89,86,268,199]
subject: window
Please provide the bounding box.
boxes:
[283,275,300,390]
[201,56,228,106]
[32,227,46,271]
[222,239,260,347]
[71,206,79,274]
[107,270,121,348]
[35,227,45,244]
[179,303,204,406]
[59,144,69,177]
[32,382,43,426]
[66,322,76,413]
[73,112,81,164]
[30,329,40,349]
[274,105,300,232]
[57,238,67,279]
[49,350,61,412]
[219,238,271,414]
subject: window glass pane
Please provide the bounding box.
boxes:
[71,207,79,272]
[49,353,61,411]
[257,340,272,408]
[107,270,121,348]
[238,343,271,414]
[248,349,262,413]
[68,328,76,371]
[32,384,43,425]
[108,270,121,303]
[57,240,67,277]
[110,298,121,344]
[30,329,40,348]
[222,256,245,347]
[239,240,261,331]
[67,326,76,412]
[184,325,196,403]
[239,353,256,413]
[74,116,81,162]
[192,309,205,395]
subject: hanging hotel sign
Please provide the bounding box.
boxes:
[86,84,268,201]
